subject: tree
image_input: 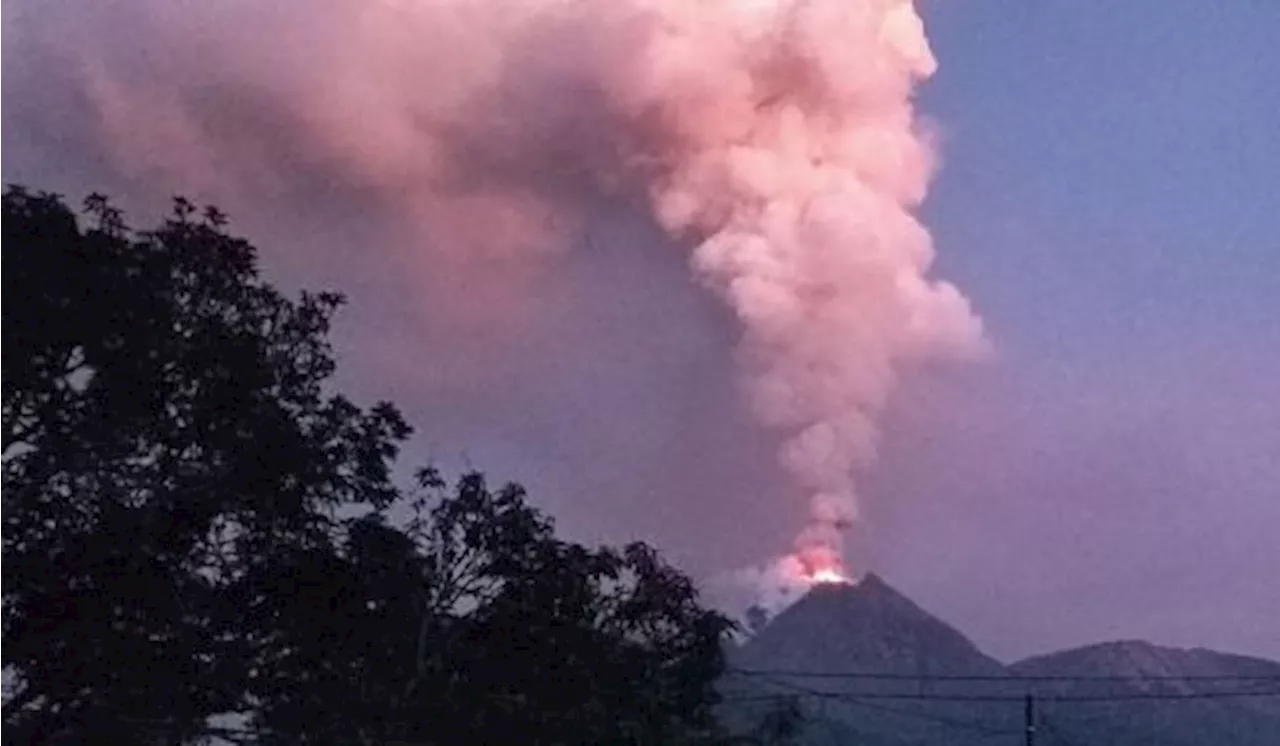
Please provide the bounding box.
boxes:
[3,186,737,746]
[2,187,410,744]
[250,469,735,746]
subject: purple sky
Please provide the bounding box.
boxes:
[4,0,1277,661]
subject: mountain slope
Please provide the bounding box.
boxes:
[1012,641,1280,746]
[718,576,1280,745]
[732,574,1006,677]
[720,575,1022,746]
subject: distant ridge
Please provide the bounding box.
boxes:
[1011,641,1280,746]
[1013,639,1280,682]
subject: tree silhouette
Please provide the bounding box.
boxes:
[251,470,734,745]
[3,186,737,745]
[3,187,409,744]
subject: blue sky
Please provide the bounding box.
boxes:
[922,0,1279,356]
[882,0,1280,658]
[4,0,1278,661]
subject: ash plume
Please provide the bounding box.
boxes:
[12,0,986,603]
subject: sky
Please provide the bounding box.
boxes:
[3,0,1278,662]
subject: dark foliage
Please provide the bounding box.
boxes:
[2,187,734,745]
[3,186,408,744]
[250,470,734,746]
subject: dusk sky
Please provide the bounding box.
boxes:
[4,0,1277,662]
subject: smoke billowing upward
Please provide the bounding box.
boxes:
[15,0,985,605]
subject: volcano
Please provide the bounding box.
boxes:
[732,573,1006,677]
[720,574,1021,745]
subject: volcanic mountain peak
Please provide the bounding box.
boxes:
[734,572,1006,677]
[721,574,1019,746]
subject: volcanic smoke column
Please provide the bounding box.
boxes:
[603,0,987,585]
[60,0,985,594]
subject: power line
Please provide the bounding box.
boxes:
[725,692,1026,704]
[722,688,1280,704]
[726,667,1280,683]
[1040,688,1280,702]
[724,682,1280,746]
[741,672,1020,738]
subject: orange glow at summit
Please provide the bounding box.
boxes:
[809,567,851,585]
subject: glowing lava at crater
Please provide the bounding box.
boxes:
[808,567,852,585]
